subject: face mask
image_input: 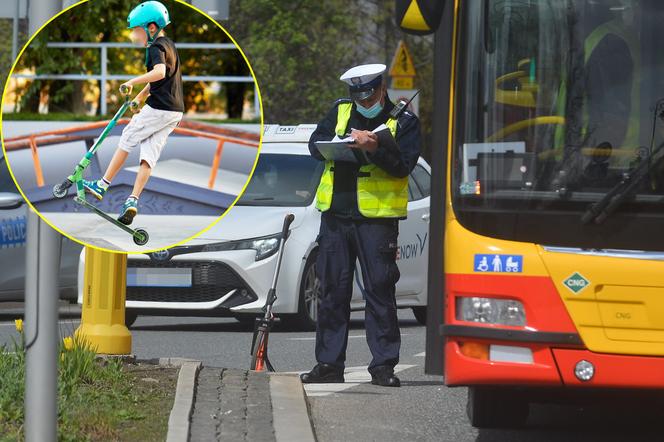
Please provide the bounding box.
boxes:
[356,100,383,119]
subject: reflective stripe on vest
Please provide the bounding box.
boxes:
[315,102,408,218]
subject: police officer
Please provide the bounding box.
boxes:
[300,64,421,387]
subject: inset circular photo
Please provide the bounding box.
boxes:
[1,0,262,253]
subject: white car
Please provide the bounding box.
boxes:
[77,124,431,329]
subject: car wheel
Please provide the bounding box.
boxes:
[466,386,529,429]
[412,306,427,325]
[284,250,320,331]
[125,311,138,328]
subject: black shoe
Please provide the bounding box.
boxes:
[300,363,345,384]
[370,366,400,387]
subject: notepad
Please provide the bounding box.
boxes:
[315,136,368,163]
[314,124,397,163]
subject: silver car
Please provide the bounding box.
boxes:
[0,152,81,301]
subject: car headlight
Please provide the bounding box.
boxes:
[147,233,283,262]
[456,297,526,327]
[242,235,280,261]
[215,234,281,261]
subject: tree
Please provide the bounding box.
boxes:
[226,0,365,124]
[226,0,434,158]
[11,0,251,118]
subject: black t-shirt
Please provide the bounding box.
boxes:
[145,36,184,112]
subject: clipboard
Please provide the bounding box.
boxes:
[315,136,369,163]
[314,124,398,163]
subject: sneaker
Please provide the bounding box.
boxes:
[82,179,107,200]
[118,197,138,225]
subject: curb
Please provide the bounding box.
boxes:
[155,358,202,442]
[269,373,316,442]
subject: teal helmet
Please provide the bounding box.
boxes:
[127,1,171,41]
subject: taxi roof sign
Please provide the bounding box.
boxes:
[262,124,317,143]
[389,40,416,77]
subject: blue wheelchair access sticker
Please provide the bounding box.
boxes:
[0,216,27,248]
[474,254,523,273]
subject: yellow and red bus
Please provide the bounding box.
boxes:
[396,0,664,428]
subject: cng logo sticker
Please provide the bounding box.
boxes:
[563,273,590,294]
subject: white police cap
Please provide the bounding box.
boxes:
[340,64,386,100]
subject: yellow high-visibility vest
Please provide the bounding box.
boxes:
[315,102,408,218]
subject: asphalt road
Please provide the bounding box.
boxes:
[1,306,662,441]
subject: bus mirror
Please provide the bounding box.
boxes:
[395,0,445,35]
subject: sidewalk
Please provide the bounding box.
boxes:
[187,368,315,442]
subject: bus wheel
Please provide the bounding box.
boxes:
[466,387,529,429]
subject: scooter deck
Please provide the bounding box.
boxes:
[74,196,142,239]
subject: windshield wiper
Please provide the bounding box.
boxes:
[582,99,664,225]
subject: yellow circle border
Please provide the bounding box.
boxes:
[1,0,264,255]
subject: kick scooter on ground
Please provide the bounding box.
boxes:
[52,85,149,246]
[250,213,295,372]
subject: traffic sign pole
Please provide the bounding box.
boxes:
[24,209,60,442]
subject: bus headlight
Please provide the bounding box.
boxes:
[456,297,526,327]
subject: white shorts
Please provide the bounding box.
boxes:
[118,104,183,168]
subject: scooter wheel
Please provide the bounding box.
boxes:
[52,180,72,199]
[250,329,268,372]
[133,229,149,246]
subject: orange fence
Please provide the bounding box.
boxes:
[3,119,261,189]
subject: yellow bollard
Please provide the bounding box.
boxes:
[75,247,131,354]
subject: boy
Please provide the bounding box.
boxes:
[84,1,184,225]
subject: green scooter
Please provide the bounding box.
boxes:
[52,85,149,246]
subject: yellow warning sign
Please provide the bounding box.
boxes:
[392,77,414,89]
[389,40,416,78]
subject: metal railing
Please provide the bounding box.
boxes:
[3,119,260,189]
[10,42,259,116]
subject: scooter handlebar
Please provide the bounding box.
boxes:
[281,214,295,240]
[119,84,131,95]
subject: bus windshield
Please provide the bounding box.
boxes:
[453,0,664,251]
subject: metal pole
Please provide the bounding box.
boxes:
[100,45,107,115]
[27,0,59,37]
[12,0,19,62]
[254,84,260,120]
[24,208,61,442]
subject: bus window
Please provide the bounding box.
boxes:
[453,0,664,251]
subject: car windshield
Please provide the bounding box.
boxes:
[452,0,664,251]
[236,152,324,207]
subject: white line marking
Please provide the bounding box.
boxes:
[414,352,425,357]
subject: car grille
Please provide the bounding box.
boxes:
[126,260,257,305]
